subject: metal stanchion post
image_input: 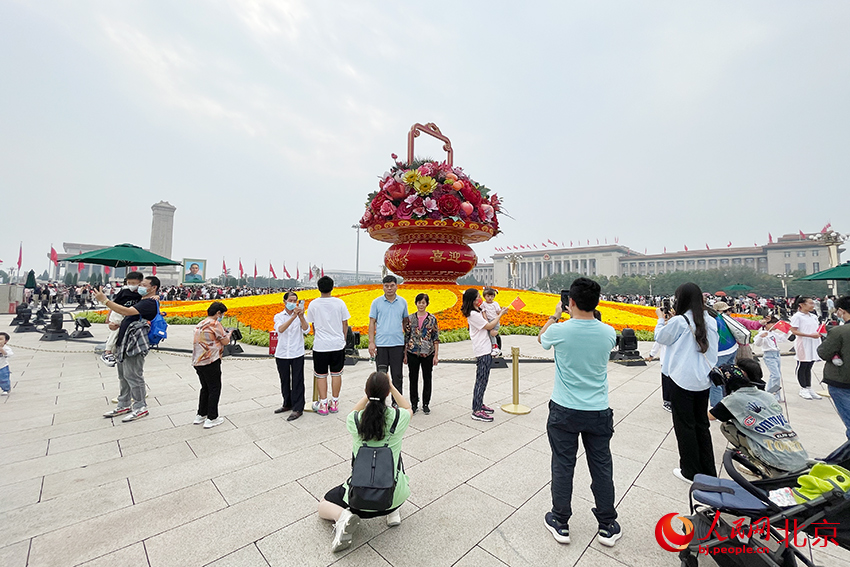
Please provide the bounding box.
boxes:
[501,346,531,415]
[304,374,319,412]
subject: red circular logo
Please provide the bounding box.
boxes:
[655,513,694,552]
[744,416,756,427]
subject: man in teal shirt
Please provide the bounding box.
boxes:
[538,277,621,548]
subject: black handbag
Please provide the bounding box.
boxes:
[348,408,402,511]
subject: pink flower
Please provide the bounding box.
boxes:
[404,193,418,206]
[396,202,413,219]
[418,162,435,177]
[359,210,373,227]
[413,205,427,217]
[391,153,398,160]
[423,197,438,212]
[379,200,396,217]
[478,203,494,222]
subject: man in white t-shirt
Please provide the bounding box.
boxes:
[305,276,350,416]
[273,291,309,421]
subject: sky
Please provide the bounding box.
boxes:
[1,1,848,278]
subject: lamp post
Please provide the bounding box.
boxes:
[351,225,361,284]
[776,273,794,297]
[505,253,523,289]
[808,230,848,296]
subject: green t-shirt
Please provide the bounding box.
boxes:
[541,318,617,411]
[344,408,411,510]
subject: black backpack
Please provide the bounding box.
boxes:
[348,408,403,511]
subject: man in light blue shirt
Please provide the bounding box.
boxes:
[368,275,409,393]
[538,277,621,548]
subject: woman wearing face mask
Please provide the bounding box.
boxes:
[273,291,309,421]
[461,288,508,422]
[192,301,233,429]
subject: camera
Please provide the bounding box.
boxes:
[662,298,672,316]
[560,289,570,312]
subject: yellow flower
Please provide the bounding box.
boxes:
[414,175,437,195]
[402,170,420,185]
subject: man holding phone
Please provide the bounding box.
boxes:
[537,278,621,548]
[273,291,309,420]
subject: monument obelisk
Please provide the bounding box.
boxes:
[150,201,178,285]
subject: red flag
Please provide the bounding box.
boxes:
[684,245,689,251]
[821,222,831,233]
[768,233,773,243]
[296,264,300,279]
[541,242,547,247]
[130,266,138,271]
[321,265,324,277]
[706,243,710,250]
[283,263,291,278]
[773,320,791,333]
[50,246,58,266]
[104,266,111,275]
[817,322,827,335]
[17,242,22,270]
[604,237,608,244]
[239,259,244,278]
[77,250,83,273]
[799,230,806,239]
[222,258,227,274]
[152,266,157,275]
[533,244,538,249]
[253,262,258,279]
[596,239,600,245]
[644,248,647,254]
[510,296,526,311]
[586,239,590,245]
[308,265,314,280]
[727,241,732,247]
[615,236,619,243]
[663,246,667,253]
[570,241,573,247]
[269,263,277,279]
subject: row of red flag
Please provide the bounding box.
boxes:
[495,225,832,255]
[222,259,322,281]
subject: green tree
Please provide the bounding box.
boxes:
[457,274,482,286]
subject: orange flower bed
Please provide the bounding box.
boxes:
[158,285,659,333]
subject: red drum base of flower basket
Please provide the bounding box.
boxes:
[368,219,494,284]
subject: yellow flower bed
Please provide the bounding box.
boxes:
[160,285,659,334]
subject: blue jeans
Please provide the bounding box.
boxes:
[0,366,10,392]
[710,351,737,406]
[828,385,850,441]
[547,401,617,527]
[762,351,782,394]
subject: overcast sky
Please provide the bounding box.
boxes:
[2,1,847,278]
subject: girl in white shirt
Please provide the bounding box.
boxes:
[461,289,507,423]
[789,296,823,400]
[754,315,786,401]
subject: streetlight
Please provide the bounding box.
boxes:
[351,225,361,284]
[505,253,523,289]
[776,273,794,297]
[808,229,848,296]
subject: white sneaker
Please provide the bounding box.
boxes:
[807,388,822,400]
[203,417,224,429]
[491,347,502,357]
[386,508,401,527]
[1,390,10,396]
[673,468,692,485]
[331,509,360,553]
[193,415,207,425]
[799,388,813,400]
[121,407,149,422]
[100,353,116,367]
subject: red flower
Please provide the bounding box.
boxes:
[384,180,408,201]
[437,194,461,216]
[370,193,384,213]
[460,182,481,206]
[379,200,397,217]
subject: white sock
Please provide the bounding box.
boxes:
[332,397,339,402]
[320,398,328,404]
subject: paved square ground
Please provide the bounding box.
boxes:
[1,313,848,567]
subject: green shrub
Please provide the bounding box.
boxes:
[72,311,107,324]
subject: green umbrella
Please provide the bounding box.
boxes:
[24,270,37,289]
[63,243,182,268]
[722,283,754,292]
[797,262,850,281]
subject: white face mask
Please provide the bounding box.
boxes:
[127,285,139,292]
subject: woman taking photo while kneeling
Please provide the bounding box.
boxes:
[318,372,412,553]
[654,283,719,483]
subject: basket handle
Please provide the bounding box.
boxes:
[407,123,453,166]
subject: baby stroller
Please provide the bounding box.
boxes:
[677,442,850,566]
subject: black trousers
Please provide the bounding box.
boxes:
[275,356,305,412]
[661,373,674,403]
[376,346,405,394]
[669,380,716,480]
[407,352,434,407]
[547,401,617,527]
[796,361,814,388]
[195,359,222,420]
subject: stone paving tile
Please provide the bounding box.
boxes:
[46,415,174,454]
[0,540,31,567]
[0,440,120,487]
[144,482,316,567]
[28,481,226,567]
[2,438,49,465]
[404,446,494,508]
[467,445,552,508]
[454,546,510,567]
[76,543,150,567]
[206,543,270,567]
[400,420,480,462]
[0,476,44,514]
[129,443,270,502]
[1,478,132,547]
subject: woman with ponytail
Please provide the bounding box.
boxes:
[654,282,719,483]
[318,372,412,552]
[789,296,823,400]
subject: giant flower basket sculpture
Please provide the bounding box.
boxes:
[360,123,503,284]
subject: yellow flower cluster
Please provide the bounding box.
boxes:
[414,175,437,195]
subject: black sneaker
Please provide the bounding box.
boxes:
[412,405,418,414]
[544,512,570,544]
[422,405,430,415]
[597,520,622,547]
